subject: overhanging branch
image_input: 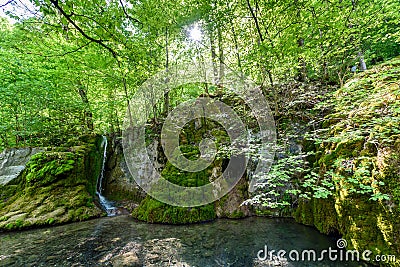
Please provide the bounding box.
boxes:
[49,0,118,58]
[0,0,14,8]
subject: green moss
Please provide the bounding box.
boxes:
[25,152,76,186]
[132,144,218,224]
[229,210,244,219]
[0,134,104,231]
[294,199,314,226]
[161,158,215,188]
[294,198,339,235]
[135,93,255,224]
[132,196,216,224]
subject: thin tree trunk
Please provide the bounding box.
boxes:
[246,0,264,43]
[267,70,279,115]
[15,112,20,146]
[209,28,218,84]
[297,38,306,82]
[231,24,243,74]
[164,27,170,114]
[77,82,94,132]
[319,28,329,82]
[122,75,134,127]
[217,27,224,86]
[246,0,278,115]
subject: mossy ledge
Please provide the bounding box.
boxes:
[0,134,105,231]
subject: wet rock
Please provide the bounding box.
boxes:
[142,238,191,267]
[112,251,141,267]
[103,138,146,207]
[215,174,252,219]
[253,258,290,267]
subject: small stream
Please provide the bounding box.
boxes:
[0,216,371,267]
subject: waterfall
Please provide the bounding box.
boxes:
[96,135,116,216]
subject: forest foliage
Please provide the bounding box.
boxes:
[1,0,399,150]
[0,0,400,214]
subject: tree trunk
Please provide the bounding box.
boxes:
[297,38,307,82]
[358,51,367,71]
[217,27,224,86]
[15,112,20,146]
[77,82,94,132]
[231,23,243,75]
[267,70,279,116]
[209,28,219,84]
[246,0,278,115]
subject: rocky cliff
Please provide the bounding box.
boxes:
[0,147,43,185]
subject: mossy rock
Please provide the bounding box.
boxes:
[132,145,218,224]
[0,134,104,231]
[132,196,216,224]
[132,141,250,223]
[133,92,261,224]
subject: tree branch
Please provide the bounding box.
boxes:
[246,0,264,42]
[72,13,122,43]
[0,0,14,8]
[118,0,141,26]
[49,0,118,58]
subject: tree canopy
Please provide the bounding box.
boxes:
[0,0,399,149]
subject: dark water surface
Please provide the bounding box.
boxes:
[0,216,371,266]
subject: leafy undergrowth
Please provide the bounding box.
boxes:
[244,80,337,215]
[295,57,400,266]
[0,135,104,231]
[312,57,400,201]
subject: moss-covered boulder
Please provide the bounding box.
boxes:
[132,138,251,224]
[123,98,254,224]
[132,145,218,224]
[132,196,216,224]
[0,135,105,231]
[295,57,400,266]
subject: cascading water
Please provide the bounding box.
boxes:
[96,136,117,216]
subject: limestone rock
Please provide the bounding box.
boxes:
[0,147,43,185]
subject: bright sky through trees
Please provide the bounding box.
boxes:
[0,0,36,23]
[189,23,202,42]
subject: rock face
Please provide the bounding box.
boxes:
[0,135,104,231]
[0,147,43,185]
[215,173,252,219]
[107,237,289,267]
[105,238,192,267]
[103,137,146,211]
[105,118,252,224]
